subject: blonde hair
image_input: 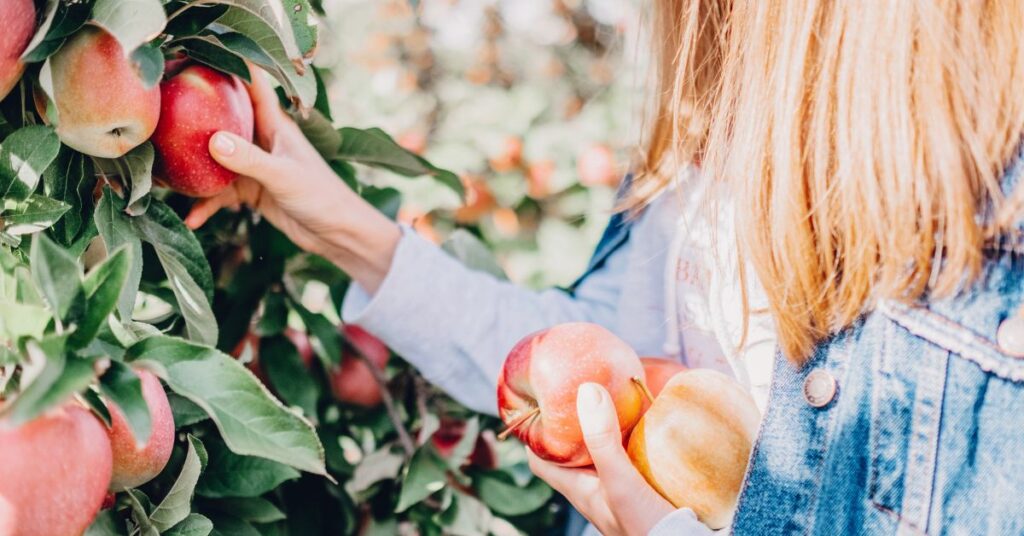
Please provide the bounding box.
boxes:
[634,0,1024,362]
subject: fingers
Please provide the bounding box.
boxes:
[577,383,634,478]
[185,190,240,229]
[209,131,286,187]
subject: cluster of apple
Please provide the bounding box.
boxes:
[0,368,175,535]
[1,0,253,198]
[497,323,761,529]
[233,325,392,408]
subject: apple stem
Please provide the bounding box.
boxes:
[632,376,655,405]
[497,407,541,441]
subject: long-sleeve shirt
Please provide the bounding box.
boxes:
[342,168,776,534]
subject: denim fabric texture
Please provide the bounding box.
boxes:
[734,146,1024,535]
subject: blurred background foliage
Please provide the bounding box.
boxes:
[318,0,646,287]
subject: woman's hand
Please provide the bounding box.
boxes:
[184,67,400,293]
[528,383,676,536]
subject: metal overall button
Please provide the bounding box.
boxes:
[996,313,1024,357]
[803,369,837,408]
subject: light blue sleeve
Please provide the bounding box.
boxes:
[341,227,632,415]
[646,509,717,536]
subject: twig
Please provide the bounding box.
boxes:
[632,376,655,405]
[497,407,541,441]
[340,332,416,459]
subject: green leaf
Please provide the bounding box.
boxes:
[1,338,94,426]
[345,446,404,499]
[80,387,112,427]
[98,360,150,446]
[97,142,155,217]
[84,510,126,536]
[151,435,208,531]
[337,128,464,197]
[260,335,318,417]
[0,126,61,201]
[0,301,50,343]
[131,43,166,89]
[288,300,340,366]
[29,232,83,321]
[290,108,339,160]
[395,448,447,513]
[132,200,217,345]
[42,145,94,246]
[94,187,143,320]
[126,489,159,536]
[72,245,133,348]
[168,391,210,427]
[91,0,168,55]
[283,0,318,58]
[196,439,300,498]
[442,492,493,536]
[475,472,553,516]
[164,514,213,536]
[126,335,327,476]
[206,513,260,536]
[360,187,402,220]
[214,6,317,107]
[441,230,507,280]
[177,35,253,82]
[22,0,92,62]
[444,417,480,469]
[2,195,70,236]
[210,497,286,524]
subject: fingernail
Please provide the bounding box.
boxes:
[577,383,604,409]
[212,133,236,155]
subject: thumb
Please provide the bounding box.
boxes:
[208,131,284,185]
[577,383,632,475]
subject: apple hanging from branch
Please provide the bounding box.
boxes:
[0,0,35,101]
[105,369,176,491]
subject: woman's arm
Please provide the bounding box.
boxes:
[187,69,631,414]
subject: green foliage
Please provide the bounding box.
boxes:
[0,1,557,534]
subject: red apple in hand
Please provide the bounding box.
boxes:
[331,325,390,407]
[497,322,645,467]
[50,26,161,158]
[0,404,113,535]
[152,64,254,197]
[106,369,175,490]
[0,0,35,101]
[627,369,760,529]
[640,357,687,399]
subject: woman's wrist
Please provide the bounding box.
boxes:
[319,189,402,295]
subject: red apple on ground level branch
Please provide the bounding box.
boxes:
[627,369,761,529]
[497,322,645,467]
[0,404,113,535]
[152,63,254,197]
[332,325,391,407]
[0,0,35,101]
[105,369,176,491]
[50,26,161,158]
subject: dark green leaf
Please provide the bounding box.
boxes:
[2,195,70,236]
[1,338,94,426]
[168,391,209,427]
[80,387,112,427]
[132,43,166,89]
[206,513,260,536]
[288,300,340,366]
[260,335,319,417]
[43,145,94,246]
[178,36,252,82]
[98,360,151,446]
[197,439,300,498]
[337,127,464,198]
[475,472,553,516]
[290,108,339,160]
[95,187,144,320]
[0,126,61,201]
[73,246,133,348]
[164,4,229,38]
[22,1,92,62]
[256,290,287,335]
[29,232,83,321]
[396,448,447,513]
[126,335,326,476]
[151,435,207,531]
[164,514,213,536]
[312,66,332,120]
[84,510,126,536]
[210,497,286,524]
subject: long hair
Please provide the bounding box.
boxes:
[633,0,1024,362]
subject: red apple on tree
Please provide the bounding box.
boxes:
[331,325,390,407]
[152,63,254,197]
[105,369,176,491]
[0,0,35,101]
[497,322,645,467]
[627,369,760,529]
[0,404,113,535]
[50,26,161,158]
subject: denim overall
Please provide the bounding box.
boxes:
[731,153,1024,534]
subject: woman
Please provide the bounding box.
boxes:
[190,0,1024,533]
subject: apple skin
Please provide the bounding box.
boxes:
[0,0,35,101]
[640,357,687,399]
[497,322,645,467]
[50,26,161,158]
[106,369,176,491]
[152,64,254,197]
[0,404,113,535]
[331,325,390,407]
[626,369,760,529]
[431,419,499,470]
[231,328,314,386]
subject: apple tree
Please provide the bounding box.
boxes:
[0,0,555,534]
